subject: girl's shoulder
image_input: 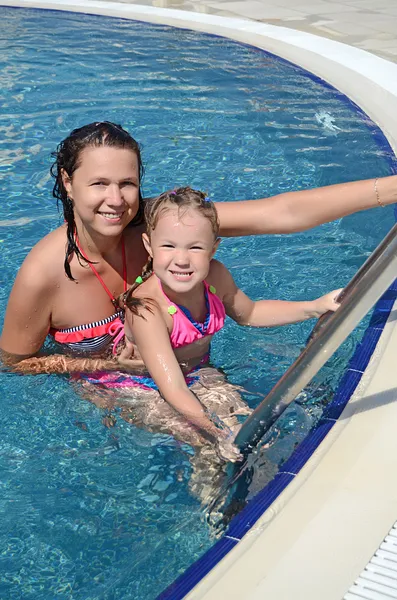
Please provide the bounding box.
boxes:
[207,259,235,298]
[207,258,230,281]
[131,274,161,303]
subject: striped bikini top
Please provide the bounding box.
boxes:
[49,237,127,355]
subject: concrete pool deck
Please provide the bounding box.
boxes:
[2,1,397,598]
[111,0,397,65]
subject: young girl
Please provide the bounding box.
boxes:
[118,187,342,460]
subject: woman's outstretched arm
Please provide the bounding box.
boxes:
[216,175,397,236]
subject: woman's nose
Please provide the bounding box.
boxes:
[107,184,123,205]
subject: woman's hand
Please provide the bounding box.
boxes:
[117,339,145,372]
[311,288,343,318]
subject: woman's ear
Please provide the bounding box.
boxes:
[211,237,221,258]
[142,233,153,258]
[61,169,73,199]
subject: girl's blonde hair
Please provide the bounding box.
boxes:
[119,187,219,314]
[145,186,219,238]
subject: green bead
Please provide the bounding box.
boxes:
[135,276,143,284]
[209,285,216,294]
[168,306,177,315]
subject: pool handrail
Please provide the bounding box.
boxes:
[234,222,397,454]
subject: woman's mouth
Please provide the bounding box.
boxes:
[98,211,124,221]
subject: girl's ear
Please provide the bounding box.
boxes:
[61,169,73,198]
[211,237,221,258]
[142,233,153,258]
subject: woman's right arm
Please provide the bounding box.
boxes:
[0,254,118,374]
[216,175,397,236]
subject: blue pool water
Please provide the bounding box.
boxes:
[0,6,396,599]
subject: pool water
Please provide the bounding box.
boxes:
[0,7,396,599]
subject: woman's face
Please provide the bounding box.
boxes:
[63,145,140,237]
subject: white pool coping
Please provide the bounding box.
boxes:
[3,2,397,598]
[188,298,397,599]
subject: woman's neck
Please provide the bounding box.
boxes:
[75,222,122,260]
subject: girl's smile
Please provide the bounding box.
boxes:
[143,207,219,295]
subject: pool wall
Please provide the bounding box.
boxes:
[2,2,397,598]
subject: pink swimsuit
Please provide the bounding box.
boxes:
[158,278,225,348]
[79,279,226,391]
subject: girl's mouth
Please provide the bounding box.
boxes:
[170,270,193,280]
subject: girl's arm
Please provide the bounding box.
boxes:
[124,304,233,442]
[215,175,397,236]
[215,262,341,326]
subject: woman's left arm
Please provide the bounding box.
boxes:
[215,175,397,236]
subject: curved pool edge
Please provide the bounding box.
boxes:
[3,3,397,598]
[2,0,397,153]
[184,290,397,600]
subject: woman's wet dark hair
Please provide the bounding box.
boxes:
[51,121,144,280]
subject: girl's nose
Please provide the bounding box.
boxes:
[174,250,190,266]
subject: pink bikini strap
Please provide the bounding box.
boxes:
[75,234,128,302]
[156,276,176,310]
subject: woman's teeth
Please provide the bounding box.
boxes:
[100,212,122,220]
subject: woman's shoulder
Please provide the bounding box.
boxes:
[18,226,66,284]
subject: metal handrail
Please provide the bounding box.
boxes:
[234,222,397,454]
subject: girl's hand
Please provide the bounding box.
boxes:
[311,288,343,318]
[216,429,242,463]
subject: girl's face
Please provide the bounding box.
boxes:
[143,206,219,294]
[62,145,140,238]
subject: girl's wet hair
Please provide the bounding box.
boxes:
[145,187,219,238]
[51,121,144,280]
[119,187,219,315]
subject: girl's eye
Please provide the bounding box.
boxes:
[161,244,174,248]
[191,246,204,250]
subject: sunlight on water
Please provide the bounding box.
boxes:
[0,7,396,599]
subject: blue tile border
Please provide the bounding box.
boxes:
[322,369,363,420]
[225,473,294,539]
[158,280,397,599]
[156,537,238,600]
[278,419,335,475]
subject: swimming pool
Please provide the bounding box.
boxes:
[0,6,396,599]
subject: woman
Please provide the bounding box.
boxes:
[1,121,396,372]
